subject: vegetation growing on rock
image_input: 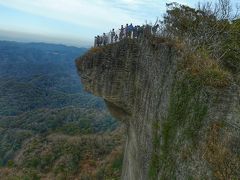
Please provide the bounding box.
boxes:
[76,1,239,179]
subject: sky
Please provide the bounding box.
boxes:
[0,0,239,47]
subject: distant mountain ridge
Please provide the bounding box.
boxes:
[0,41,123,179]
[0,41,101,116]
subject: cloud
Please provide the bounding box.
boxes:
[0,0,199,30]
[2,0,228,46]
[0,0,164,29]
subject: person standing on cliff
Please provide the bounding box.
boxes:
[99,35,103,46]
[111,29,116,43]
[119,25,124,41]
[125,24,129,38]
[94,36,97,47]
[103,33,107,45]
[96,36,99,46]
[96,35,101,46]
[114,34,118,42]
[138,25,144,38]
[133,26,138,39]
[128,23,134,38]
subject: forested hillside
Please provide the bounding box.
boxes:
[0,41,123,179]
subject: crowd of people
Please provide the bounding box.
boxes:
[94,23,159,47]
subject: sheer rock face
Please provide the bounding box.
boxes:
[76,39,240,180]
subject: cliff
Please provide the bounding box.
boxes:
[76,37,240,180]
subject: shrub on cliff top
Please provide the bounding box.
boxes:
[90,47,101,52]
[161,0,239,78]
[222,18,240,73]
[183,49,231,88]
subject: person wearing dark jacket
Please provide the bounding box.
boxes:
[137,25,144,38]
[114,34,118,42]
[97,35,101,46]
[133,26,138,39]
[128,23,134,38]
[94,36,97,47]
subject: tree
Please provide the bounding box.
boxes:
[222,18,240,72]
[162,0,239,62]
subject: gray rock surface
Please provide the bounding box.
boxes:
[76,38,240,180]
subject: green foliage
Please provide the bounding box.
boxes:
[0,41,122,179]
[223,18,240,73]
[0,168,41,180]
[164,3,219,41]
[161,75,207,177]
[56,121,91,135]
[201,67,230,87]
[18,132,122,178]
[7,160,15,168]
[96,148,123,180]
[111,153,124,172]
[0,41,105,116]
[149,121,161,179]
[149,74,208,179]
[182,48,231,88]
[163,2,239,77]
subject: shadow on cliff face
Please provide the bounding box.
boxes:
[104,100,130,122]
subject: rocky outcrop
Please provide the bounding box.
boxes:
[76,38,240,180]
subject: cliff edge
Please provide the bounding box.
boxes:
[76,37,240,180]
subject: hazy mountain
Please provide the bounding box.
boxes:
[0,41,123,179]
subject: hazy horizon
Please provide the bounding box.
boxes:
[0,0,239,47]
[0,29,89,48]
